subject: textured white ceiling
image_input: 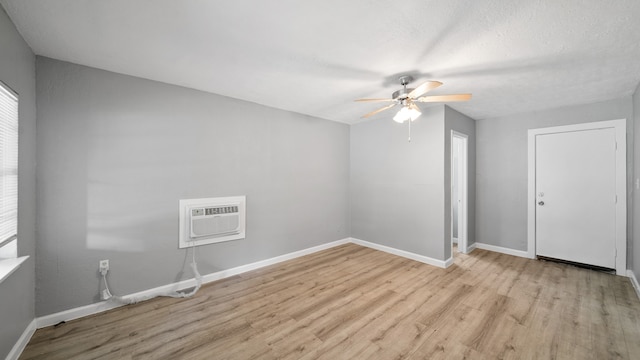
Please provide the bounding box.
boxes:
[2,0,640,123]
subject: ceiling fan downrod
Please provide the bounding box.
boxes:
[393,76,415,101]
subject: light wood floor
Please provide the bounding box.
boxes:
[21,244,640,359]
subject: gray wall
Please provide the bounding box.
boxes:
[36,57,350,316]
[444,106,476,259]
[476,97,634,257]
[633,84,640,279]
[0,5,37,359]
[350,106,447,260]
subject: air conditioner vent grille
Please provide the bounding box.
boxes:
[179,196,246,249]
[191,206,239,217]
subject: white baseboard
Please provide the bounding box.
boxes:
[199,238,350,283]
[6,318,36,360]
[36,298,123,329]
[24,236,640,360]
[36,237,451,331]
[444,257,454,268]
[627,270,640,301]
[36,238,351,329]
[349,238,449,268]
[466,243,477,253]
[455,242,476,255]
[474,242,529,258]
[31,238,535,331]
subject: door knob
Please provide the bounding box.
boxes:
[538,201,544,206]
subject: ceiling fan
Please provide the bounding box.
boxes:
[355,75,471,122]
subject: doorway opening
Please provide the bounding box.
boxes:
[451,131,468,255]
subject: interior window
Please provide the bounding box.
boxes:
[0,82,18,260]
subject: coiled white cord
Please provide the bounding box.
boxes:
[101,241,203,304]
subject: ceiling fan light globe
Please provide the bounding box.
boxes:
[393,115,407,123]
[392,106,421,123]
[409,107,421,121]
[393,106,411,123]
[393,106,422,123]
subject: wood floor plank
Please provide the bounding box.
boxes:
[407,304,487,360]
[617,304,640,357]
[20,244,640,360]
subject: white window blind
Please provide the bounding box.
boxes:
[0,83,18,250]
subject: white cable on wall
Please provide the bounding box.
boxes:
[101,241,203,305]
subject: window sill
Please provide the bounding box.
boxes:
[0,256,29,284]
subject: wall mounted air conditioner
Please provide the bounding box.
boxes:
[179,196,246,248]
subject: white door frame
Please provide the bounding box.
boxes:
[527,119,626,275]
[451,131,468,254]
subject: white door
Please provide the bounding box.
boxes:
[535,128,616,269]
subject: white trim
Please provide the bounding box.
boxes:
[0,255,28,284]
[628,270,640,301]
[451,131,469,255]
[474,242,530,259]
[527,119,627,274]
[36,238,350,329]
[444,257,454,268]
[350,238,450,268]
[198,238,350,282]
[35,237,452,331]
[5,319,36,360]
[527,125,537,259]
[36,299,121,329]
[466,242,477,253]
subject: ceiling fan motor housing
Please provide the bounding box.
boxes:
[394,75,415,100]
[392,88,415,100]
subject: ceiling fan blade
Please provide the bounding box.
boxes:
[354,98,395,102]
[408,81,443,99]
[409,103,421,112]
[361,103,397,118]
[415,94,472,102]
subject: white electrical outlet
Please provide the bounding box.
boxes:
[99,259,109,273]
[102,289,110,300]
